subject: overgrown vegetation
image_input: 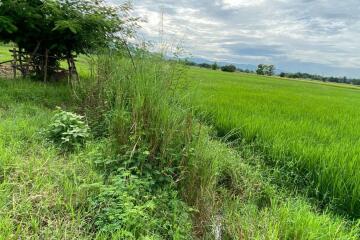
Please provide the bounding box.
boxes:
[1,49,360,238]
[1,0,360,238]
[75,52,196,239]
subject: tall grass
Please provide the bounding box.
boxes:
[75,51,196,238]
[190,67,360,217]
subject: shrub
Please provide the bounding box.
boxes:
[46,107,90,151]
[221,65,236,72]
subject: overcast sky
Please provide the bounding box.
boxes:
[112,0,360,77]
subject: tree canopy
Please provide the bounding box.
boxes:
[221,64,236,72]
[256,64,275,76]
[0,0,137,78]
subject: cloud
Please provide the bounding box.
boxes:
[111,0,360,77]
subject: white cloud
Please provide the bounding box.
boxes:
[220,0,265,8]
[114,0,360,77]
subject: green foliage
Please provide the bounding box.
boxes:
[46,108,90,151]
[75,52,196,238]
[0,0,137,78]
[198,63,212,69]
[77,51,194,171]
[0,0,135,53]
[279,71,360,86]
[256,64,275,75]
[221,64,236,72]
[89,169,192,239]
[0,16,17,33]
[211,62,218,70]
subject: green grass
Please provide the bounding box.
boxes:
[190,67,360,217]
[0,45,13,62]
[2,54,360,238]
[0,79,101,238]
[185,127,360,239]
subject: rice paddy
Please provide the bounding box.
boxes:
[190,67,360,217]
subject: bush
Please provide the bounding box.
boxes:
[46,107,90,151]
[221,65,236,72]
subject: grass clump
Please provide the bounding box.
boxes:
[74,51,196,239]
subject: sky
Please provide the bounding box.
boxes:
[111,0,360,78]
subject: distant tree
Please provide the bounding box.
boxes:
[198,63,212,69]
[184,59,197,66]
[256,64,265,75]
[211,62,218,70]
[256,64,275,76]
[267,65,275,76]
[278,71,360,86]
[351,79,360,85]
[221,64,236,72]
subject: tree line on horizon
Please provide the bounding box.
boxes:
[185,59,360,86]
[279,71,360,85]
[184,59,254,73]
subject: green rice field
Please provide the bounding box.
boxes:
[190,67,360,217]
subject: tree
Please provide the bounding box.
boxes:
[267,65,275,76]
[256,64,275,76]
[256,64,265,75]
[221,64,236,72]
[211,62,218,70]
[0,0,137,80]
[198,63,212,69]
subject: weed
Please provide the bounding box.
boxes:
[46,107,90,152]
